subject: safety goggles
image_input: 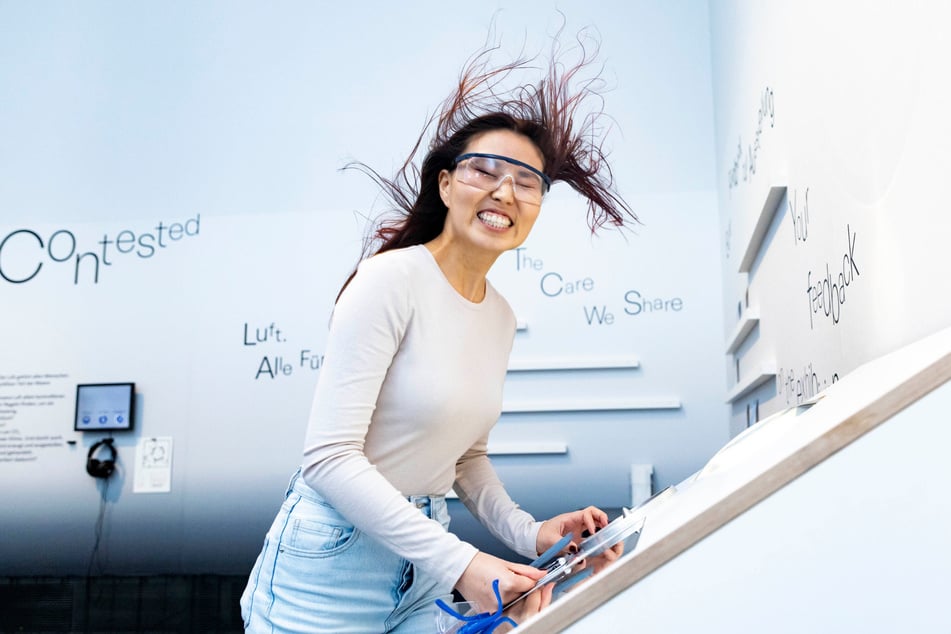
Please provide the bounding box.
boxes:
[453,153,551,205]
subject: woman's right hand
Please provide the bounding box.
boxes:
[454,552,545,614]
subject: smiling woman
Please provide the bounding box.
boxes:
[336,33,639,301]
[240,25,638,634]
[428,128,547,297]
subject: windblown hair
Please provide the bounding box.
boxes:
[338,27,637,300]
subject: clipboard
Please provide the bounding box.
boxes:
[503,485,676,612]
[503,514,647,611]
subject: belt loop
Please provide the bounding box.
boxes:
[285,467,302,498]
[408,495,435,518]
[408,494,448,521]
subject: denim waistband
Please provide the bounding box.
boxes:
[288,468,447,516]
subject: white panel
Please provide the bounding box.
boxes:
[517,324,951,632]
[564,367,951,633]
[712,0,951,429]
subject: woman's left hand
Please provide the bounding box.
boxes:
[536,506,624,574]
[536,506,608,555]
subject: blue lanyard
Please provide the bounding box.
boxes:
[435,579,518,634]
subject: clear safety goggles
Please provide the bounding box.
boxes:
[453,153,551,205]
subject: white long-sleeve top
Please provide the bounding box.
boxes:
[301,244,542,590]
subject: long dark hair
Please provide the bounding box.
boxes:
[338,28,637,301]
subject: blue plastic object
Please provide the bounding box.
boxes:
[435,578,518,633]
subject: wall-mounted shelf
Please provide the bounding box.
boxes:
[487,441,569,455]
[516,320,528,332]
[726,363,777,403]
[738,185,787,273]
[725,311,760,355]
[502,397,681,414]
[507,357,640,372]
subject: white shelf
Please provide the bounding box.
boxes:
[487,441,569,455]
[515,320,528,332]
[725,311,760,355]
[507,357,640,372]
[738,185,787,274]
[503,397,681,414]
[725,363,777,403]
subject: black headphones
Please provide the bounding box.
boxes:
[86,438,117,479]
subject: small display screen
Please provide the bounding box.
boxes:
[74,383,135,432]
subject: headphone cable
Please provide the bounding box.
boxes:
[86,475,110,577]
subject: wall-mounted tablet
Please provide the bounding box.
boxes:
[74,383,135,432]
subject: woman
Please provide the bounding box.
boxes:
[241,34,637,633]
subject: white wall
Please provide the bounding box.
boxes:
[0,0,724,574]
[710,0,951,434]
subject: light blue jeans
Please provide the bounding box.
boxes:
[240,469,454,633]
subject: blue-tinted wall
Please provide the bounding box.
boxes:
[0,0,724,574]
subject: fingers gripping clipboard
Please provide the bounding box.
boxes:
[504,486,675,611]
